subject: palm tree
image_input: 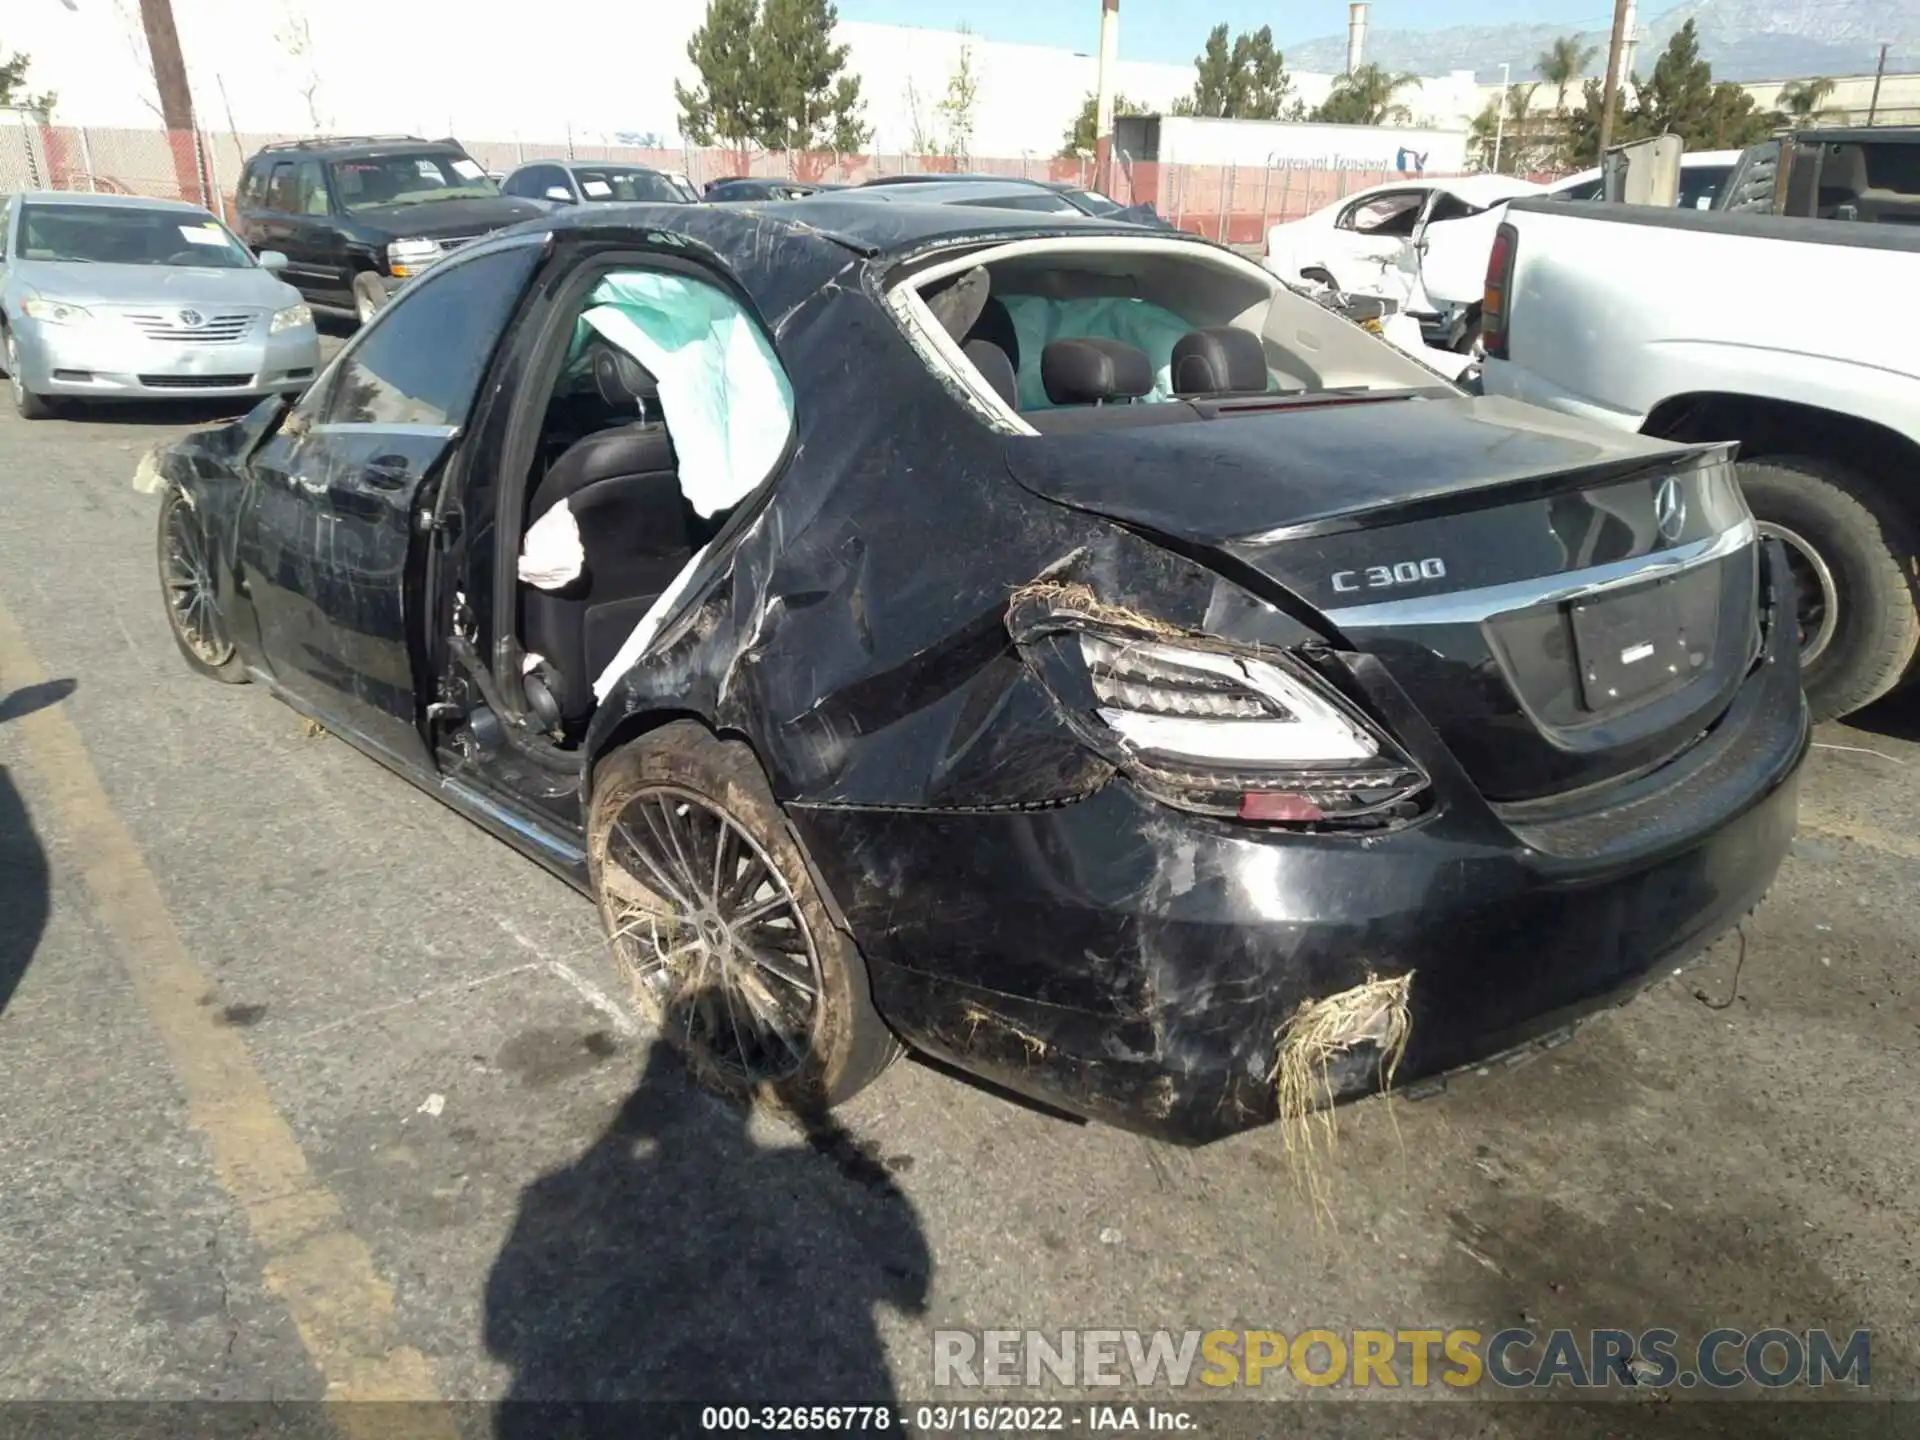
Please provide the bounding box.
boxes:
[1312,64,1422,126]
[1776,77,1847,127]
[1470,83,1542,172]
[1537,35,1598,112]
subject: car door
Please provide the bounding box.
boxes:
[255,160,316,297]
[1402,188,1499,312]
[290,158,352,307]
[1327,188,1432,274]
[239,240,544,770]
[529,164,576,209]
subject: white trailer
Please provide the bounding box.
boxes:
[1115,114,1472,176]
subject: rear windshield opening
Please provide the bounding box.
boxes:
[891,238,1451,433]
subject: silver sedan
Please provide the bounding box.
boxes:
[0,190,321,420]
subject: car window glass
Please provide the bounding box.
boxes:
[323,244,541,429]
[1343,193,1425,235]
[327,152,499,212]
[502,169,536,198]
[573,168,684,203]
[294,160,330,215]
[1425,193,1478,224]
[16,202,254,268]
[1860,144,1920,199]
[266,162,299,213]
[238,164,266,210]
[957,192,1077,213]
[0,198,11,258]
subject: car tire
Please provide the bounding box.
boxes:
[1737,455,1920,720]
[157,486,248,684]
[3,326,55,421]
[587,720,901,1112]
[352,271,388,327]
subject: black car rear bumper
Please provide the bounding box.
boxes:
[792,565,1807,1145]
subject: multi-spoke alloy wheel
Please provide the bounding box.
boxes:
[587,721,901,1109]
[157,489,246,682]
[604,784,822,1086]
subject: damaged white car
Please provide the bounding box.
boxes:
[1263,174,1545,353]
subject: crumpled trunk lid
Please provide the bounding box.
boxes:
[1004,395,1758,801]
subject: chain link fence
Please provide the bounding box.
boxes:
[2,118,1555,249]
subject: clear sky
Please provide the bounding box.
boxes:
[834,0,1627,62]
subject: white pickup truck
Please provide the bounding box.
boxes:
[1481,198,1920,719]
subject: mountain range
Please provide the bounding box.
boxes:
[1284,0,1920,84]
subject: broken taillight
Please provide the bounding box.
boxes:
[1073,631,1428,826]
[1481,221,1517,361]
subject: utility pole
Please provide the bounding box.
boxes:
[1868,42,1889,126]
[138,0,205,203]
[1596,0,1631,162]
[1493,61,1510,172]
[1094,0,1119,194]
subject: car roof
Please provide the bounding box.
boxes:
[1442,174,1548,206]
[1550,151,1746,189]
[833,180,1075,206]
[513,199,1212,324]
[258,138,464,162]
[865,172,1055,188]
[10,190,212,214]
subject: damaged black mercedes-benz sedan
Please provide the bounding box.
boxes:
[143,197,1807,1144]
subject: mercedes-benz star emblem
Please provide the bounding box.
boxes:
[177,309,205,328]
[1655,476,1687,544]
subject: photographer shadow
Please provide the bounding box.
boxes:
[484,990,931,1438]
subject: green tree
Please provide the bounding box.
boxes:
[753,0,871,153]
[1536,35,1598,112]
[1311,64,1422,125]
[676,0,870,155]
[1059,91,1147,159]
[1184,24,1300,120]
[1775,76,1845,126]
[675,0,762,152]
[1634,21,1772,150]
[1470,82,1540,172]
[932,27,981,158]
[1561,23,1772,166]
[1,42,55,115]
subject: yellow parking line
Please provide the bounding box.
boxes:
[1797,807,1920,864]
[0,602,455,1434]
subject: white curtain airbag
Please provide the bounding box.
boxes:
[578,272,794,520]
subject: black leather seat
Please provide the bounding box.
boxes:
[521,349,696,726]
[1170,327,1269,397]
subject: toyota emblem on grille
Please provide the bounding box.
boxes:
[177,309,205,328]
[1655,476,1687,543]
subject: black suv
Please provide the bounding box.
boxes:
[234,135,543,324]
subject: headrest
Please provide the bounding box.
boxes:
[965,296,1020,370]
[591,344,659,412]
[1171,327,1268,396]
[963,339,1018,409]
[1041,337,1153,406]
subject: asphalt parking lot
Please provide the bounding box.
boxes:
[0,342,1915,1436]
